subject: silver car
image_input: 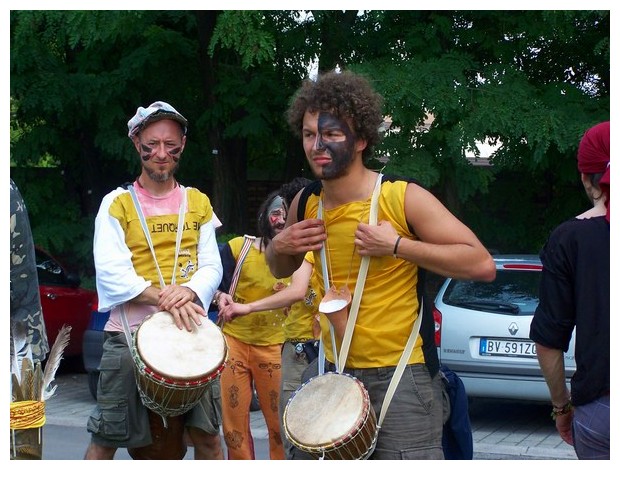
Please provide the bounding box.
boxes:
[433,254,576,402]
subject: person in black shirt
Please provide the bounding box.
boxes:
[530,121,610,460]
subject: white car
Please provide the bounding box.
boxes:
[433,255,576,402]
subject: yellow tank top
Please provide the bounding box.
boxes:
[222,236,287,346]
[304,178,424,368]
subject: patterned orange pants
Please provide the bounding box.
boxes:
[220,334,284,460]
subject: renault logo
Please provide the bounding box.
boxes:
[508,322,519,336]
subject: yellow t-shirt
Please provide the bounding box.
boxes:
[108,187,213,285]
[222,236,288,346]
[303,177,424,368]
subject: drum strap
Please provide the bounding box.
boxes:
[337,173,382,369]
[377,300,423,428]
[119,304,134,351]
[121,185,189,413]
[318,173,383,370]
[319,172,423,429]
[228,235,256,297]
[127,184,187,288]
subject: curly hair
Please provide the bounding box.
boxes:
[286,70,385,163]
[279,176,313,206]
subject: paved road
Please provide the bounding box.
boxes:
[33,370,578,461]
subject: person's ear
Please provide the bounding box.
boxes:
[355,137,368,154]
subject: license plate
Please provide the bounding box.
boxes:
[479,338,537,358]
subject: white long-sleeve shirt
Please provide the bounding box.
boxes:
[93,181,222,332]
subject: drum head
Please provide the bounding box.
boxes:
[136,311,226,380]
[284,372,367,448]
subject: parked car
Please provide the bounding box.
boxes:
[35,246,97,360]
[433,254,576,402]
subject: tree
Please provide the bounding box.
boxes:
[11,10,609,278]
[353,11,609,250]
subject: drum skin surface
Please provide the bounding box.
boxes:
[284,372,372,452]
[133,311,227,418]
[136,311,226,380]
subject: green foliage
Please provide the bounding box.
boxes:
[10,168,96,278]
[10,10,610,261]
[209,11,276,69]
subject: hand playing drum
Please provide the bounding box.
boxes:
[166,301,207,332]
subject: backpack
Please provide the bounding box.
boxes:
[440,365,474,460]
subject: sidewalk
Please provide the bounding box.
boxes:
[45,372,576,460]
[45,373,268,438]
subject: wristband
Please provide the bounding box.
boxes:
[393,236,403,257]
[212,291,221,306]
[551,401,572,420]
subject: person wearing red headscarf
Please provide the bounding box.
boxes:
[577,121,610,222]
[530,121,610,459]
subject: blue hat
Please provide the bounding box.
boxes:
[127,101,188,138]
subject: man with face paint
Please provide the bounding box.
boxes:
[85,101,224,460]
[266,71,496,460]
[213,190,312,460]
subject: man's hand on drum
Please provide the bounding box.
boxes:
[158,285,196,311]
[271,218,326,255]
[167,300,206,332]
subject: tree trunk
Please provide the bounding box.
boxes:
[194,10,248,236]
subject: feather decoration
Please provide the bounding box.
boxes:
[39,324,71,401]
[33,362,43,401]
[11,373,24,402]
[10,340,21,387]
[10,320,31,385]
[20,357,35,401]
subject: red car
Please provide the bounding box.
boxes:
[35,247,97,359]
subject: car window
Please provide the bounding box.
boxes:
[442,269,540,315]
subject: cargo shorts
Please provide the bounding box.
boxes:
[87,332,222,449]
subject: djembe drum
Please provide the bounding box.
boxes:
[132,311,227,420]
[283,371,378,460]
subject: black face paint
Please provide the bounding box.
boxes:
[317,112,356,180]
[139,143,182,163]
[168,146,182,163]
[140,143,154,162]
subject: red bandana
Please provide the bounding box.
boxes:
[578,121,610,222]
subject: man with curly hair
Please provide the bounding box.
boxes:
[266,70,495,459]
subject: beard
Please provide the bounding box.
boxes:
[318,155,354,180]
[143,161,179,183]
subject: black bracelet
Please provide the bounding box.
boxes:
[393,236,403,257]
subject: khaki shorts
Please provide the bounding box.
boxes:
[87,332,222,449]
